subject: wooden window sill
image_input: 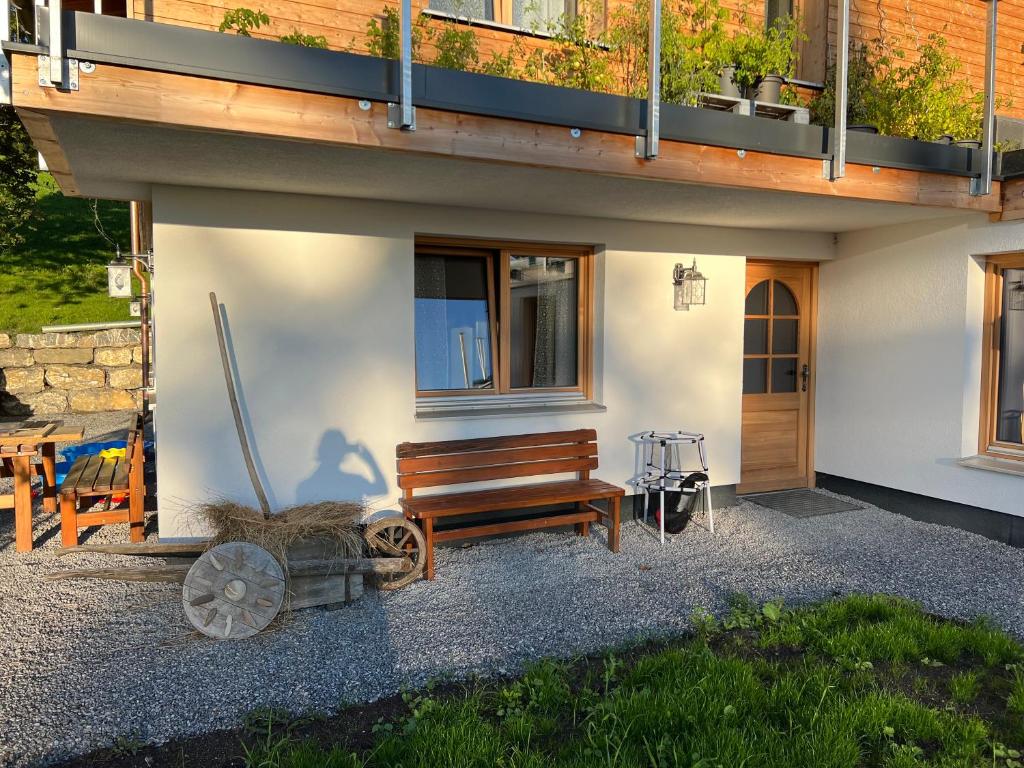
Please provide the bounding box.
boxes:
[958,454,1024,478]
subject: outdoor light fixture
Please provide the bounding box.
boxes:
[106,259,133,298]
[673,259,707,311]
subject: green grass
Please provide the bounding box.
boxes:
[0,173,132,334]
[234,595,1024,768]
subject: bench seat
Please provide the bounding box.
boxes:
[402,478,623,519]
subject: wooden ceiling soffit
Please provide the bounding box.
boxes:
[8,53,1001,213]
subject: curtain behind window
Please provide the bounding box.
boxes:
[997,268,1024,444]
[510,255,577,388]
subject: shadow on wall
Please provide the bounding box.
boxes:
[296,429,387,506]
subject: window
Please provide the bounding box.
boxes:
[428,0,495,22]
[513,0,574,30]
[765,0,793,28]
[414,240,592,397]
[980,255,1024,456]
[743,278,800,394]
[427,0,575,30]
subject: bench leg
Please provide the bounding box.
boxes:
[128,489,145,543]
[422,517,435,581]
[608,496,621,554]
[575,502,590,537]
[60,494,79,548]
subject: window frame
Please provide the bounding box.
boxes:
[414,237,594,400]
[979,253,1024,460]
[424,0,583,35]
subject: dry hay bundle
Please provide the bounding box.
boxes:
[194,500,366,565]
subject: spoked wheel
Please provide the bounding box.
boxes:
[363,517,426,590]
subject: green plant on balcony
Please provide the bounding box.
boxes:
[427,17,480,71]
[723,10,804,100]
[366,5,426,60]
[479,37,527,78]
[810,35,997,142]
[280,30,329,48]
[608,0,730,105]
[218,7,269,37]
[522,1,614,92]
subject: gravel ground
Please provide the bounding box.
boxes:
[1,444,1023,766]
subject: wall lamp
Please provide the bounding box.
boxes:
[673,259,707,311]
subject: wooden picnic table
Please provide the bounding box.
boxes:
[0,420,86,552]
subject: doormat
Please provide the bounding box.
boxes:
[742,489,864,519]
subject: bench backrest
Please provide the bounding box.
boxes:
[396,429,599,495]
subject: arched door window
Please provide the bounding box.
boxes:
[743,279,800,394]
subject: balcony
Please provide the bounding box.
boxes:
[3,1,1022,223]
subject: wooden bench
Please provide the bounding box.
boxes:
[59,415,146,547]
[397,429,624,580]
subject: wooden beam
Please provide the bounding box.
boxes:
[15,109,81,196]
[8,53,1001,212]
[996,176,1024,221]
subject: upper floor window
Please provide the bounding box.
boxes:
[765,0,793,29]
[514,0,575,30]
[980,255,1024,455]
[428,0,576,30]
[414,239,592,397]
[429,0,495,22]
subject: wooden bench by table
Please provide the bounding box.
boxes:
[59,415,146,547]
[397,429,624,580]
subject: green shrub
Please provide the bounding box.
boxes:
[608,0,730,104]
[366,5,425,60]
[724,8,805,92]
[523,1,614,92]
[428,19,480,71]
[0,107,37,255]
[280,30,329,48]
[811,35,997,141]
[218,7,269,37]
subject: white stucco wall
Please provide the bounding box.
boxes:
[152,185,831,539]
[817,214,1024,517]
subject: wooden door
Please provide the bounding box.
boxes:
[739,261,818,494]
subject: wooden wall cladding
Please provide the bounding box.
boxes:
[128,0,1024,119]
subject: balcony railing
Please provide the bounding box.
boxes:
[0,0,1006,196]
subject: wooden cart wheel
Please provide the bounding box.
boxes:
[363,517,426,590]
[182,542,286,640]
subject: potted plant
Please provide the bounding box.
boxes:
[720,12,803,102]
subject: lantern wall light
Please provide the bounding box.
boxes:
[106,259,133,298]
[673,259,707,311]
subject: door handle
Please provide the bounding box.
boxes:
[800,364,810,392]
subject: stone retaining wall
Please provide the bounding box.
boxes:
[0,329,144,415]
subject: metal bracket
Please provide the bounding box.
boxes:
[635,0,661,159]
[37,55,79,90]
[824,0,850,180]
[387,0,415,131]
[387,102,416,131]
[971,0,998,197]
[0,56,11,105]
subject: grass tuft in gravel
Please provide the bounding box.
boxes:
[228,594,1024,768]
